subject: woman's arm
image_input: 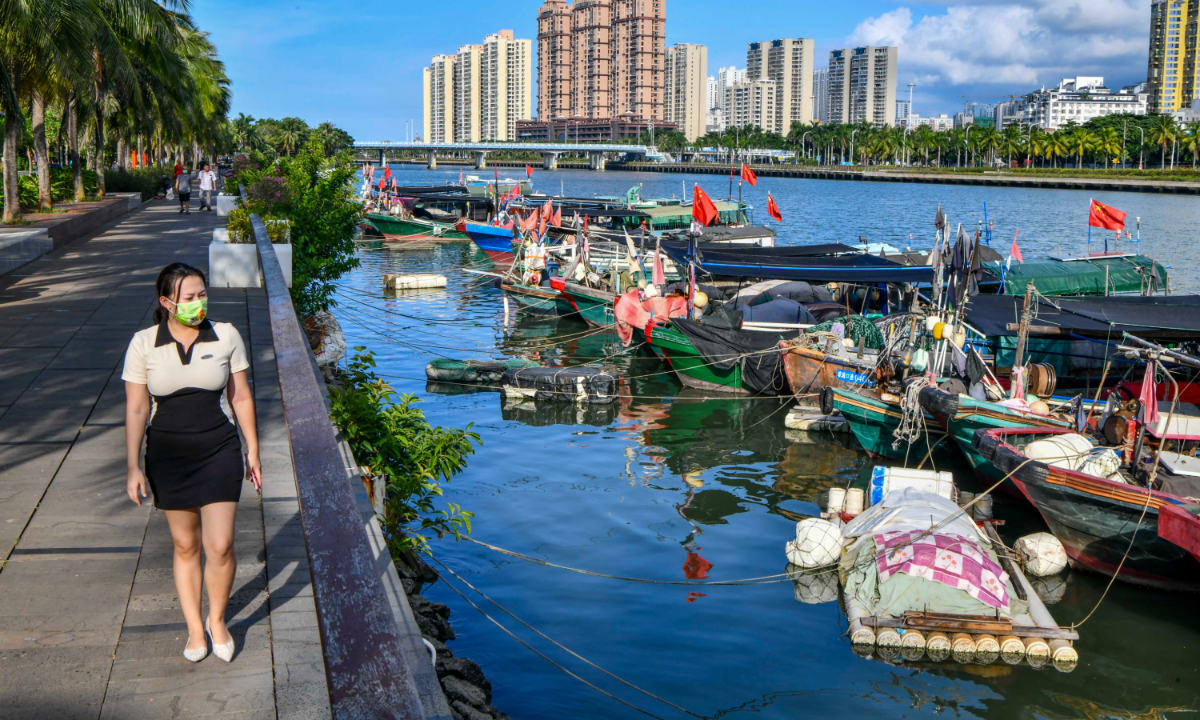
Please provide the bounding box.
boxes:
[125,382,151,505]
[227,370,261,492]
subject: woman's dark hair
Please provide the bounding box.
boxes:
[153,263,208,324]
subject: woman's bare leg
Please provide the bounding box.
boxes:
[200,501,238,645]
[164,509,205,651]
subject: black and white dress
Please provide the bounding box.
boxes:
[122,319,250,510]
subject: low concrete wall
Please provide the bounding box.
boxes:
[0,193,144,278]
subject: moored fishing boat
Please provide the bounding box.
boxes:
[822,387,951,461]
[552,279,616,328]
[457,219,519,266]
[500,281,574,317]
[975,426,1200,591]
[365,213,469,242]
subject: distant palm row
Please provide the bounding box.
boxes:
[1,0,229,221]
[646,115,1200,171]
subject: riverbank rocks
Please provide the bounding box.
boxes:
[398,552,508,720]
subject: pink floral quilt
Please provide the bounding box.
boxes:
[875,531,1010,612]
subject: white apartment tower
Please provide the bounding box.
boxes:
[726,79,776,131]
[423,30,532,143]
[747,38,815,133]
[453,44,482,142]
[480,30,533,141]
[664,43,708,141]
[422,55,455,143]
[828,46,898,126]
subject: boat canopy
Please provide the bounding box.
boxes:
[979,256,1168,297]
[666,246,936,284]
[390,184,468,196]
[964,295,1200,339]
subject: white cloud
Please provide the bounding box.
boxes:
[850,1,1149,90]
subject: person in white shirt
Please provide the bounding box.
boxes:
[198,163,216,212]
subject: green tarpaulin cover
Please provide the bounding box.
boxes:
[982,256,1167,297]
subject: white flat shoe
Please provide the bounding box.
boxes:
[206,619,235,663]
[183,633,208,663]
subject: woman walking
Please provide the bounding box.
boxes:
[123,263,261,662]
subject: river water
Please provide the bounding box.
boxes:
[335,167,1200,720]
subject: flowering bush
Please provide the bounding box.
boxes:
[246,173,290,213]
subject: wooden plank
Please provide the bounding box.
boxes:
[252,215,426,719]
[862,616,1078,640]
[1006,322,1063,335]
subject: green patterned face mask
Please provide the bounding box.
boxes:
[170,298,208,326]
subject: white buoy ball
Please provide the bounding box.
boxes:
[644,284,660,298]
[693,291,709,308]
[785,518,843,568]
[787,565,838,604]
[1015,532,1069,576]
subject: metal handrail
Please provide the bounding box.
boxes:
[249,209,425,719]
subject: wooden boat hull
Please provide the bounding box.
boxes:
[365,214,468,242]
[501,282,572,316]
[827,387,949,461]
[782,346,875,398]
[977,427,1200,592]
[646,323,748,394]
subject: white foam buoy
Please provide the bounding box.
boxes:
[826,488,847,514]
[785,518,843,568]
[384,273,447,290]
[844,488,865,516]
[1014,532,1069,577]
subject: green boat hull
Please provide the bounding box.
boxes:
[503,283,574,316]
[365,214,469,241]
[559,284,616,327]
[646,324,747,394]
[942,397,1074,482]
[830,388,950,462]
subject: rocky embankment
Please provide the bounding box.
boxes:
[396,550,509,720]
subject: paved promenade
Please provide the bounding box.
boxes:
[0,202,330,719]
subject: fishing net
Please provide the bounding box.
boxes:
[806,315,886,350]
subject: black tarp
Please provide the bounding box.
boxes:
[665,246,936,284]
[391,185,469,195]
[964,294,1200,339]
[671,319,798,395]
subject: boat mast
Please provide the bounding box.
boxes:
[1010,281,1036,399]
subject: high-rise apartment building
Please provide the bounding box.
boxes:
[726,79,776,130]
[422,55,455,143]
[895,98,910,127]
[480,31,532,141]
[827,46,898,126]
[535,0,666,122]
[747,38,815,133]
[813,68,829,124]
[706,75,719,112]
[1148,0,1200,113]
[664,43,708,140]
[453,45,482,142]
[422,30,532,142]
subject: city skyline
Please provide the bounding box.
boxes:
[192,0,1152,140]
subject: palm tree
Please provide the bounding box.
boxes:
[1182,121,1200,169]
[1094,127,1122,170]
[1001,125,1023,168]
[1046,131,1068,169]
[1149,114,1177,169]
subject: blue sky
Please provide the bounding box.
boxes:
[193,0,1151,141]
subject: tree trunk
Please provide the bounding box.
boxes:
[3,98,22,222]
[94,101,106,197]
[32,92,52,212]
[68,95,83,201]
[136,134,143,168]
[192,140,200,170]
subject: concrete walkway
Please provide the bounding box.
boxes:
[0,202,330,719]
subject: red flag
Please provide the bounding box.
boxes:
[377,177,385,189]
[383,165,392,179]
[551,207,561,227]
[1089,200,1126,232]
[521,212,537,232]
[526,165,534,178]
[740,163,757,186]
[390,176,397,190]
[541,200,553,220]
[1010,229,1023,264]
[538,213,547,237]
[767,193,782,222]
[692,185,719,227]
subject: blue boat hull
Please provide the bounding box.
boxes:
[457,220,517,265]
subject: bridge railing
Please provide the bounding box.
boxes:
[242,183,450,719]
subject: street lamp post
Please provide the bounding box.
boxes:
[802,131,811,164]
[964,125,973,169]
[850,128,859,166]
[1122,118,1127,170]
[1138,127,1145,170]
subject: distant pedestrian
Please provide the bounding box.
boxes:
[176,170,192,214]
[198,163,216,212]
[174,161,183,178]
[122,263,261,664]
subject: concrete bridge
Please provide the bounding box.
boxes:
[354,141,652,171]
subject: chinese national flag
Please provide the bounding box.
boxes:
[526,165,534,178]
[740,162,757,186]
[1089,200,1126,232]
[377,177,385,189]
[692,185,719,226]
[383,165,392,179]
[767,193,782,222]
[551,206,561,227]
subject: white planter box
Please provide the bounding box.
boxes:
[215,194,240,217]
[209,241,291,288]
[212,228,229,244]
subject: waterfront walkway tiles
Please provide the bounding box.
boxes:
[0,202,331,719]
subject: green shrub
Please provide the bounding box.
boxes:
[1,169,98,207]
[106,167,168,201]
[328,350,478,554]
[226,207,289,243]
